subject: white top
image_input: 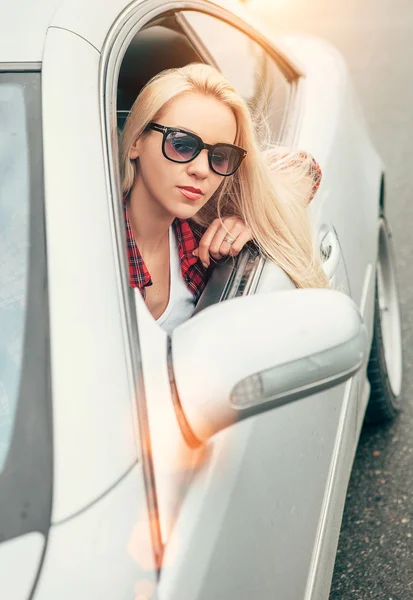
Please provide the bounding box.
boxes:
[135,227,196,335]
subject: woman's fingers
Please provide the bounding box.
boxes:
[209,221,244,259]
[194,218,252,267]
[196,219,221,267]
[226,229,253,257]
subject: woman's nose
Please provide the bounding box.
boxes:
[187,149,210,178]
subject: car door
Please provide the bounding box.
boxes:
[173,9,359,598]
[27,21,159,600]
[99,4,362,600]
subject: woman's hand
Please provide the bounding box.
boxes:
[192,217,253,268]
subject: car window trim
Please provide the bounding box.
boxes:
[0,62,42,72]
[100,3,177,576]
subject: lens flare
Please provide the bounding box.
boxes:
[134,579,155,600]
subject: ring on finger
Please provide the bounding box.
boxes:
[223,233,236,245]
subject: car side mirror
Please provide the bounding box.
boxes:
[171,289,368,443]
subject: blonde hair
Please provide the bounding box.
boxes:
[120,63,328,289]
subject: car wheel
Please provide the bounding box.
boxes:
[365,215,403,424]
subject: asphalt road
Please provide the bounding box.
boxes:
[246,1,413,598]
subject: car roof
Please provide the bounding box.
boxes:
[0,0,63,63]
[0,0,146,63]
[0,0,298,74]
[0,0,250,64]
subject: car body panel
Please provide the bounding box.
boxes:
[50,0,130,51]
[304,378,370,600]
[0,533,44,600]
[157,382,358,600]
[0,0,59,62]
[42,27,140,521]
[283,34,382,310]
[33,464,158,600]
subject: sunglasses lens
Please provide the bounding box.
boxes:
[211,145,243,175]
[164,131,199,162]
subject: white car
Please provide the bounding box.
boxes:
[0,1,403,599]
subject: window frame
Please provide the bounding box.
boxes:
[100,3,178,574]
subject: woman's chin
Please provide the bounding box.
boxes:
[170,201,202,220]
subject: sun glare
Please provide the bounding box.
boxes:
[240,0,297,28]
[242,0,291,9]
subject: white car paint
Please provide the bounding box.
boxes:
[0,1,388,599]
[33,464,158,600]
[0,0,58,62]
[42,27,140,522]
[0,533,44,600]
[290,34,381,309]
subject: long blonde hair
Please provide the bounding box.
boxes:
[120,63,328,288]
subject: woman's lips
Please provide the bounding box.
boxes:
[177,186,204,201]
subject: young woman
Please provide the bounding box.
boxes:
[119,63,328,334]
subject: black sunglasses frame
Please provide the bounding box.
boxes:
[144,122,247,176]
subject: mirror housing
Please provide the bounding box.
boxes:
[171,289,368,443]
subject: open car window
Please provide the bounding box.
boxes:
[179,10,292,143]
[114,11,272,315]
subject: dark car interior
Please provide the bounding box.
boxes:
[117,20,205,130]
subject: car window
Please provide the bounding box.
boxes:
[0,83,29,472]
[0,71,52,543]
[180,11,291,143]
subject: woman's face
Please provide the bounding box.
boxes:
[129,92,238,220]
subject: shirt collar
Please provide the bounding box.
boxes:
[123,199,201,292]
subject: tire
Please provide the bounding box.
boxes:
[365,215,403,424]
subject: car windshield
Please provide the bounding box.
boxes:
[0,70,52,542]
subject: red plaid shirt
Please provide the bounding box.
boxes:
[124,201,208,301]
[307,154,322,202]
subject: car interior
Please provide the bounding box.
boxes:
[115,14,264,313]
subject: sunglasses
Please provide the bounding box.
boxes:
[144,122,247,176]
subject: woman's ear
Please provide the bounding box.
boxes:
[129,139,141,160]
